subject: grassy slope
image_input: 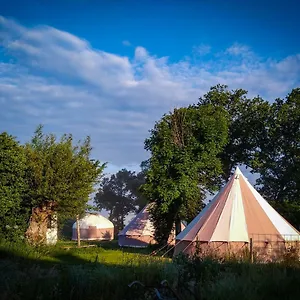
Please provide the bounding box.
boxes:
[1,240,300,300]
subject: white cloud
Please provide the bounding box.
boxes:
[134,46,149,61]
[0,16,300,173]
[226,43,252,56]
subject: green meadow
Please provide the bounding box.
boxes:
[1,240,300,300]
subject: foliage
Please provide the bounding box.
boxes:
[197,84,272,180]
[195,85,300,228]
[131,170,148,211]
[251,88,300,227]
[94,169,147,233]
[23,125,106,243]
[143,84,300,241]
[0,132,28,241]
[173,253,300,300]
[142,104,229,243]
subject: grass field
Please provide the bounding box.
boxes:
[1,239,300,300]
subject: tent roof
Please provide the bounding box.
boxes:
[118,204,154,237]
[72,213,114,229]
[177,167,300,243]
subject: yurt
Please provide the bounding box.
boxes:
[118,204,185,248]
[174,167,300,259]
[72,213,114,241]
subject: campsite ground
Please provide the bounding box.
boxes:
[1,240,300,300]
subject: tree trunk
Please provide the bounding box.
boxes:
[26,202,56,245]
[121,214,124,231]
[175,217,182,237]
[76,214,81,247]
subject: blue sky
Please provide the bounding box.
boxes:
[1,0,300,176]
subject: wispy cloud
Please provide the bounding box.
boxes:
[193,44,211,56]
[122,40,131,46]
[1,16,299,172]
[226,43,252,56]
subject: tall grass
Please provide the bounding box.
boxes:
[1,240,300,300]
[173,253,300,300]
[0,240,175,300]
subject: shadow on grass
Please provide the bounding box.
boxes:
[0,242,174,300]
[2,241,300,300]
[0,246,87,266]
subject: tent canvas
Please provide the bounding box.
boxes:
[118,204,185,248]
[72,213,114,241]
[118,204,156,247]
[174,167,300,259]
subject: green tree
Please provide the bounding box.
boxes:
[94,169,146,234]
[195,85,300,228]
[128,170,147,211]
[0,132,28,241]
[24,125,106,244]
[252,88,300,228]
[142,105,228,244]
[143,84,300,242]
[197,84,272,180]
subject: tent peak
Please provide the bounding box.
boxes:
[234,166,242,175]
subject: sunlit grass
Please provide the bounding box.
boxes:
[1,240,300,300]
[0,239,168,265]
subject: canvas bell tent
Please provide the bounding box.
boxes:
[174,167,300,259]
[118,204,155,247]
[118,204,185,248]
[72,213,114,241]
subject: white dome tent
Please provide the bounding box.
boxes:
[72,213,114,241]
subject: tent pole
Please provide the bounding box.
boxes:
[76,214,81,248]
[250,238,253,263]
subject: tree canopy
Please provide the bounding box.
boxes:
[142,85,300,243]
[251,88,300,228]
[94,169,147,234]
[197,84,272,180]
[142,104,229,243]
[24,125,106,244]
[0,132,28,240]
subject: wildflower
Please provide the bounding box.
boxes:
[5,225,10,229]
[14,225,19,229]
